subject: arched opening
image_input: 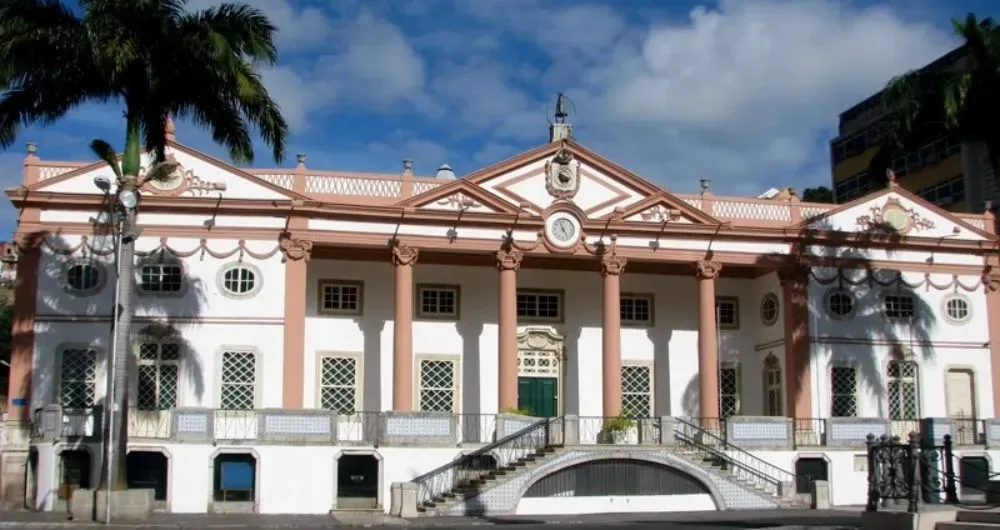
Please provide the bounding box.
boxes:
[212,453,257,512]
[516,458,716,515]
[794,457,829,495]
[58,449,91,501]
[127,451,169,507]
[336,454,380,510]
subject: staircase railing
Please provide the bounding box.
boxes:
[411,416,561,509]
[674,417,795,498]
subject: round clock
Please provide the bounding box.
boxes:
[545,211,581,248]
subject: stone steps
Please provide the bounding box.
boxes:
[939,511,1000,530]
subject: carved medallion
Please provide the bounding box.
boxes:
[855,198,935,235]
[544,148,581,200]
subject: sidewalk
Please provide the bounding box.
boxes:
[0,509,865,529]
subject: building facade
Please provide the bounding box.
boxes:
[2,121,1000,516]
[829,45,1000,216]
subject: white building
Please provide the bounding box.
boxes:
[1,120,999,516]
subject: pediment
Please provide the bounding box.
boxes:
[28,142,307,201]
[612,191,721,225]
[804,186,991,240]
[454,140,665,219]
[398,179,519,214]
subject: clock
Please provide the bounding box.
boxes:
[544,211,581,248]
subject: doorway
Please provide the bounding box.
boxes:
[946,369,977,444]
[515,328,564,418]
[518,377,557,417]
[336,454,380,510]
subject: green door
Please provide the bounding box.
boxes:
[517,377,558,417]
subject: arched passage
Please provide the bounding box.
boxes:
[515,458,718,515]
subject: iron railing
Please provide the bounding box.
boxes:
[674,417,795,498]
[576,416,661,445]
[865,432,958,512]
[411,416,561,511]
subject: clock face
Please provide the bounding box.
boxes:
[545,212,580,248]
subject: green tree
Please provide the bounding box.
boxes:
[868,14,1000,189]
[802,186,835,203]
[0,0,288,490]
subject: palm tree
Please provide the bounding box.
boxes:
[0,0,289,489]
[867,14,1000,191]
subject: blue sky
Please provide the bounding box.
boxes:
[1,0,997,238]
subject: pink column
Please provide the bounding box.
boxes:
[602,252,626,417]
[497,247,523,411]
[696,260,722,427]
[392,242,418,411]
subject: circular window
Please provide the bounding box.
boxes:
[64,261,103,295]
[760,293,779,326]
[218,263,261,298]
[825,289,855,318]
[942,294,971,324]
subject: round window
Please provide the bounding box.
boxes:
[826,289,855,318]
[65,262,102,294]
[219,263,260,297]
[942,294,971,324]
[760,293,779,326]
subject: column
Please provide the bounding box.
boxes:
[780,265,813,422]
[986,272,1000,416]
[280,238,312,408]
[6,239,39,420]
[392,242,418,411]
[696,260,722,426]
[601,252,626,417]
[496,247,523,411]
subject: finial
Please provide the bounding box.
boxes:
[296,153,306,165]
[165,116,176,142]
[25,142,37,156]
[403,159,414,173]
[699,178,711,194]
[436,163,455,180]
[986,200,994,213]
[886,168,898,188]
[555,93,569,124]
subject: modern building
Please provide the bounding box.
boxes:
[1,115,1000,516]
[829,45,1000,216]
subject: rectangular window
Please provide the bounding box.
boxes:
[220,350,256,410]
[621,294,653,326]
[884,294,915,319]
[59,348,97,408]
[319,355,359,413]
[516,290,562,322]
[136,342,180,410]
[418,358,457,413]
[621,364,653,418]
[831,366,858,417]
[417,285,459,318]
[716,297,739,329]
[318,280,363,315]
[720,364,740,418]
[918,175,965,207]
[138,263,183,293]
[834,170,872,203]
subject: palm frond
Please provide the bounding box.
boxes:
[89,138,122,179]
[181,3,279,65]
[142,160,179,185]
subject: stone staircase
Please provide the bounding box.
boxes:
[939,511,1000,530]
[410,416,805,516]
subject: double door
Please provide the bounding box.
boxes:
[517,376,557,418]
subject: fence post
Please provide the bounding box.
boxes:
[943,434,959,504]
[865,433,878,512]
[908,431,920,513]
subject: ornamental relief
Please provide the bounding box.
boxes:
[139,155,227,197]
[855,197,936,235]
[544,148,581,200]
[435,192,485,210]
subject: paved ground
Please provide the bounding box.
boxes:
[0,509,864,529]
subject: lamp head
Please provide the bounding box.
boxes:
[118,189,138,210]
[93,175,112,192]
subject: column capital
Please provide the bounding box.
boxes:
[496,247,524,271]
[601,252,627,276]
[280,237,313,262]
[391,241,419,267]
[695,260,722,280]
[985,271,1000,293]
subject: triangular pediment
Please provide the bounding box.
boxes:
[612,191,720,225]
[432,139,667,219]
[398,179,519,214]
[803,185,992,240]
[28,142,307,201]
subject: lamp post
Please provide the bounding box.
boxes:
[91,174,140,524]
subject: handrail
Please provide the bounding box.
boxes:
[674,417,795,498]
[411,416,558,508]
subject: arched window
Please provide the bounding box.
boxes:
[763,354,782,416]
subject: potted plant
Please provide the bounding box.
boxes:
[598,414,636,444]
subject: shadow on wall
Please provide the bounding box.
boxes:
[14,228,209,424]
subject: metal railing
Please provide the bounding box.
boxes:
[577,416,661,445]
[411,416,561,511]
[674,417,795,498]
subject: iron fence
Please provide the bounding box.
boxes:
[865,432,958,513]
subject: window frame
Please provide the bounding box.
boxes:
[315,352,363,414]
[760,293,780,327]
[515,289,564,324]
[56,345,100,409]
[830,364,859,418]
[715,296,740,330]
[215,347,262,410]
[414,354,461,413]
[719,362,741,418]
[136,257,186,297]
[883,292,917,320]
[621,362,654,418]
[620,293,654,327]
[317,279,365,316]
[825,288,857,320]
[415,283,461,320]
[763,354,783,417]
[135,340,182,410]
[216,262,263,300]
[62,259,106,297]
[941,293,972,325]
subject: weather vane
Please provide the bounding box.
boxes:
[549,92,576,125]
